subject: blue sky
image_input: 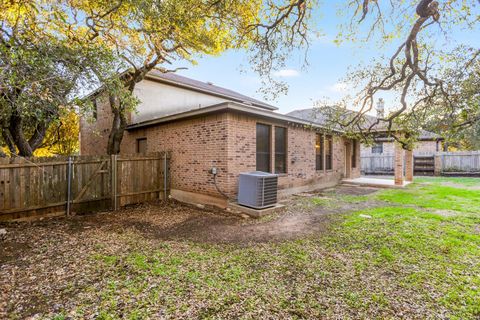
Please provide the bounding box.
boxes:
[173,2,479,115]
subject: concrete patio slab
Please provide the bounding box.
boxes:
[342,177,412,189]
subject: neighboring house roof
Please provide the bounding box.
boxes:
[126,101,340,132]
[145,70,277,111]
[286,107,442,141]
[286,108,333,126]
[416,129,442,140]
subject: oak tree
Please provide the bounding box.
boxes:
[0,1,116,156]
[316,0,479,149]
[47,0,314,154]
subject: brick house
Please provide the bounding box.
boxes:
[80,71,360,208]
[360,131,442,156]
[287,107,443,158]
[288,104,443,180]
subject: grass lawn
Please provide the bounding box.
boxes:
[2,177,480,319]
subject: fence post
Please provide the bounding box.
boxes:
[111,154,118,210]
[66,156,73,216]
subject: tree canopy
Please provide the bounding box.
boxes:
[1,0,478,155]
[1,1,118,156]
[1,0,314,155]
[317,0,479,149]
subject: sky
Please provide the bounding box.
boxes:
[172,1,479,116]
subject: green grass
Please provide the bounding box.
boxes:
[65,178,480,319]
[415,176,480,187]
[376,183,480,212]
[325,205,480,319]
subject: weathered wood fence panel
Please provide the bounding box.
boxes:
[361,151,480,175]
[413,156,435,175]
[115,153,170,208]
[70,155,112,214]
[440,151,480,173]
[361,155,394,175]
[0,152,170,221]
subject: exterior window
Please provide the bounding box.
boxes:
[372,142,383,154]
[92,98,98,120]
[136,138,147,154]
[315,133,324,171]
[325,135,333,170]
[275,127,287,174]
[352,139,357,168]
[256,123,271,172]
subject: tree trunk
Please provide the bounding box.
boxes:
[28,122,48,151]
[1,127,17,156]
[105,64,159,155]
[107,94,128,155]
[9,112,33,157]
[5,108,51,157]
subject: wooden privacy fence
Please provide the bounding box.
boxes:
[413,156,435,175]
[361,151,480,176]
[361,155,395,175]
[440,151,480,173]
[0,152,170,221]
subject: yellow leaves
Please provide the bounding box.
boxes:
[38,109,80,156]
[0,0,36,22]
[1,0,270,68]
[0,0,40,36]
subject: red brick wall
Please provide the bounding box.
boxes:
[223,113,360,197]
[361,140,438,155]
[81,107,360,204]
[80,94,113,156]
[414,141,439,153]
[122,113,230,197]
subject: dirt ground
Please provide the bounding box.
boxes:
[0,185,382,318]
[1,185,380,254]
[2,181,479,319]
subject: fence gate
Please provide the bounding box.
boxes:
[67,155,112,215]
[413,155,435,176]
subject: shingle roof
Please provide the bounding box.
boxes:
[146,70,277,110]
[127,101,337,132]
[286,108,333,126]
[286,107,441,140]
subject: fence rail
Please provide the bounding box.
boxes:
[0,152,170,222]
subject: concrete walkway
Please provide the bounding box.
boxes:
[342,177,412,188]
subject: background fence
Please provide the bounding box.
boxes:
[441,151,480,173]
[361,155,395,175]
[361,151,480,176]
[0,152,170,221]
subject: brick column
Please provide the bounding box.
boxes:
[394,142,404,185]
[405,149,414,182]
